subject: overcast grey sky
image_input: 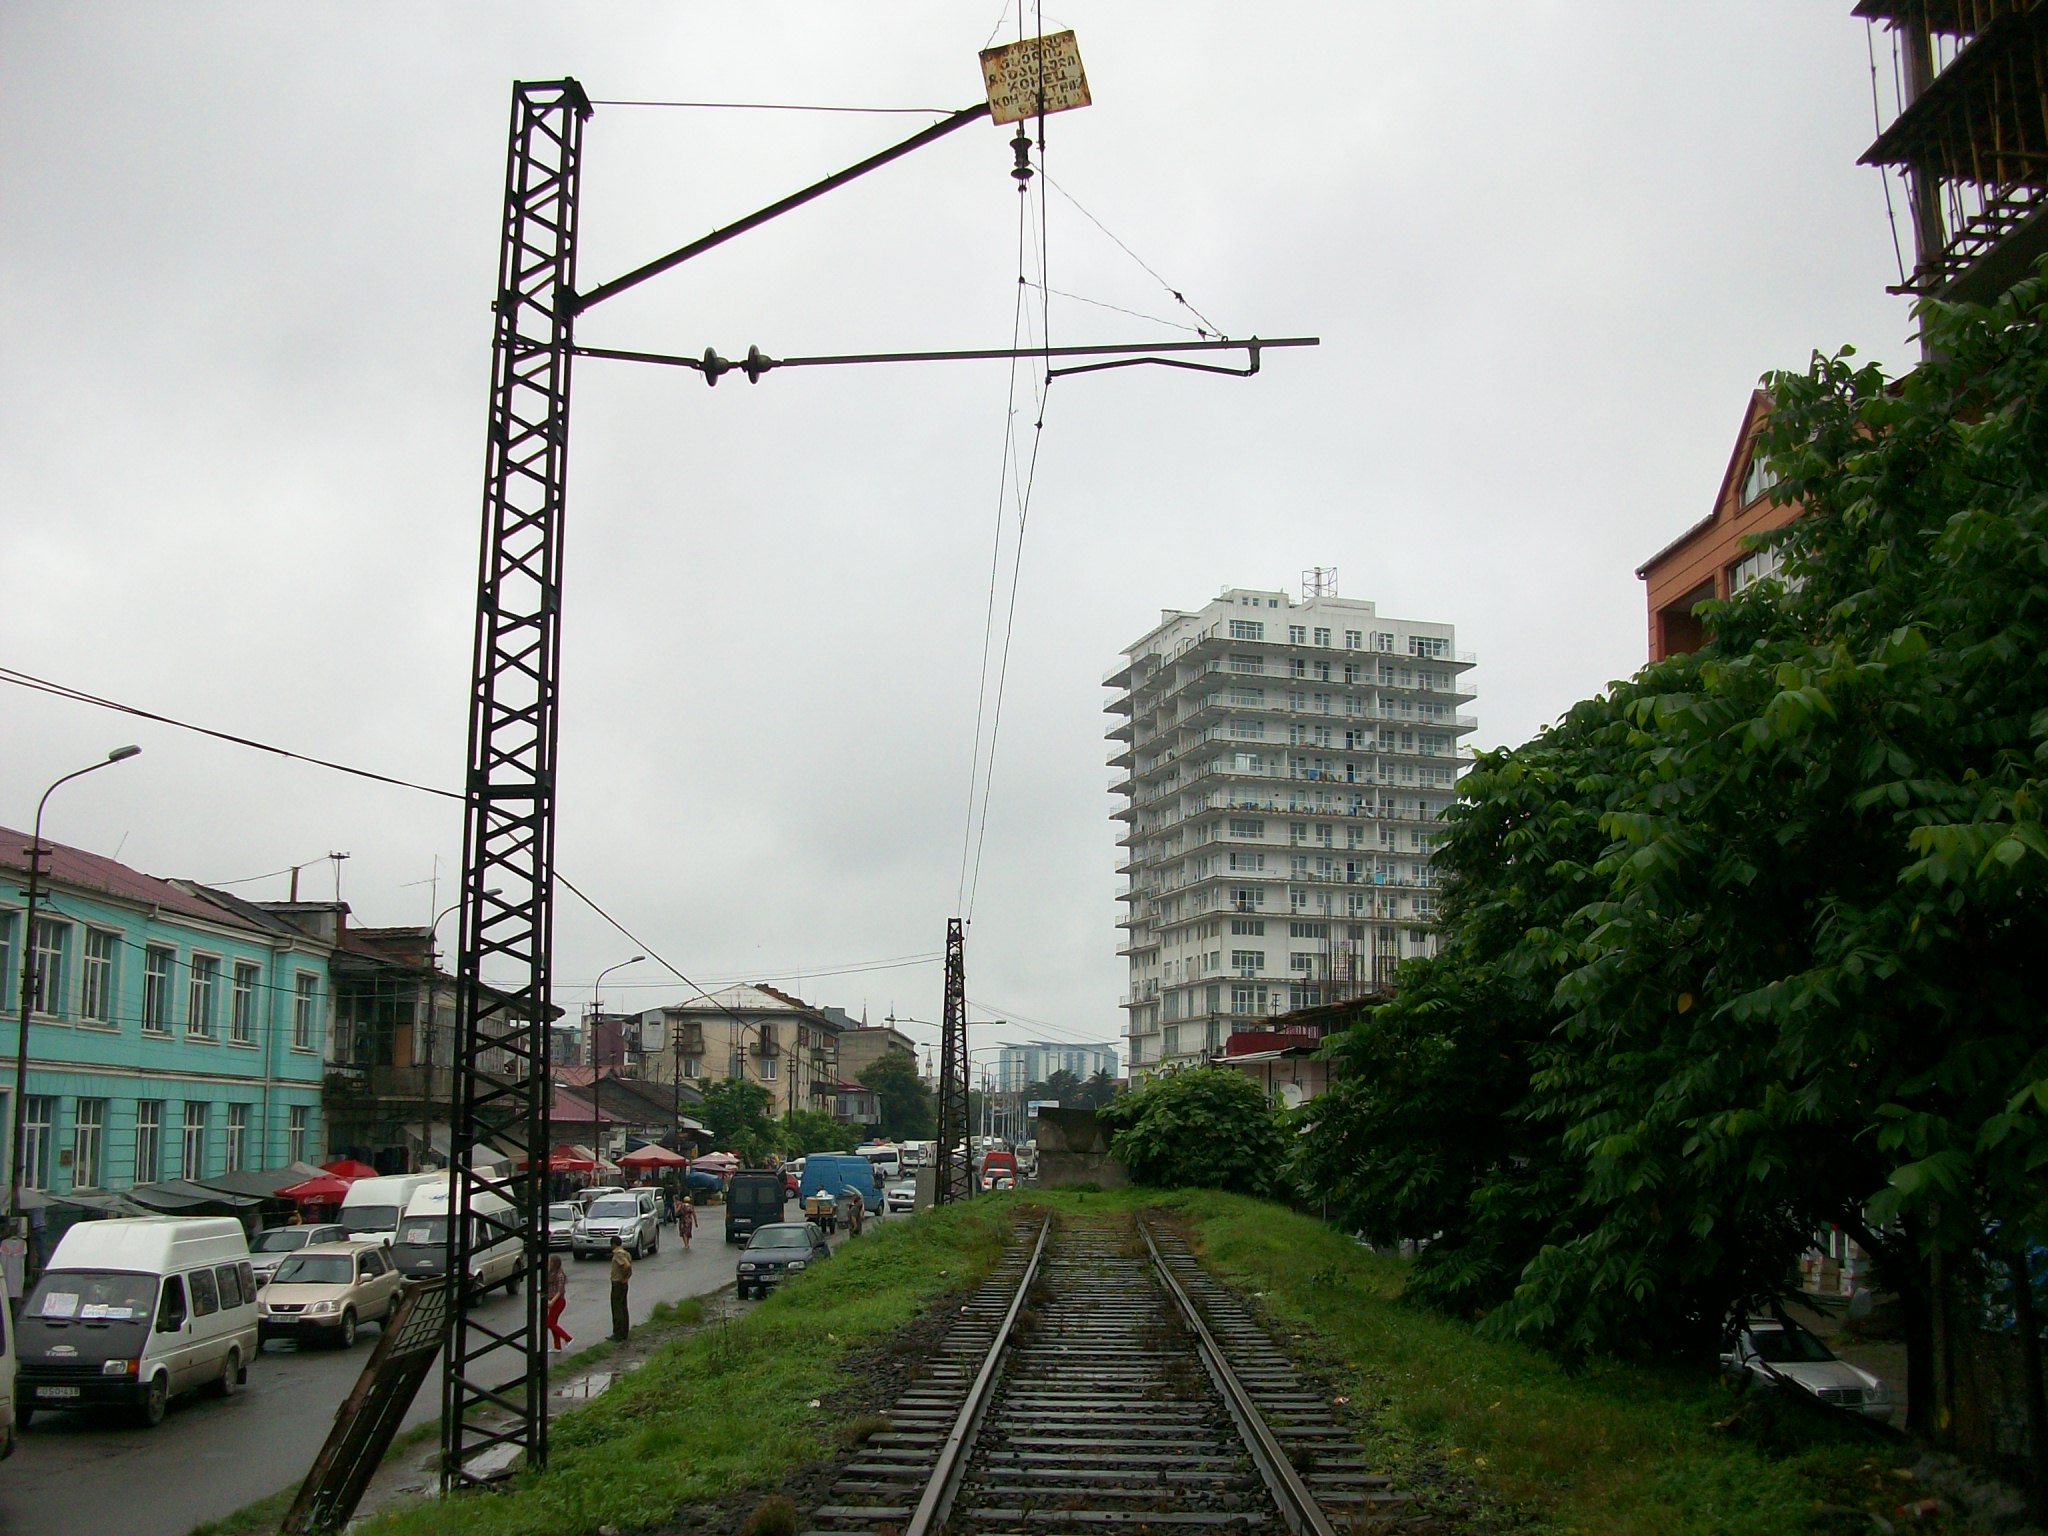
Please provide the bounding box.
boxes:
[2,4,1919,1066]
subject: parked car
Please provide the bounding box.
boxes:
[884,1178,917,1214]
[248,1223,349,1287]
[574,1190,660,1258]
[1720,1316,1896,1422]
[547,1202,580,1250]
[258,1241,404,1350]
[735,1222,831,1300]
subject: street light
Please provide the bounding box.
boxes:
[10,746,142,1237]
[420,888,500,1169]
[589,956,643,1164]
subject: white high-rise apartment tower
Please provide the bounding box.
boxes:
[1106,583,1475,1078]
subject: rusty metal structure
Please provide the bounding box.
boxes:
[444,76,591,1491]
[435,63,1314,1492]
[933,917,972,1205]
[1857,1,2048,300]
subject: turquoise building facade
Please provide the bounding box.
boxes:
[1,829,332,1200]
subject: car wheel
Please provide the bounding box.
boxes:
[139,1373,169,1428]
[212,1348,242,1398]
[16,1405,34,1431]
[338,1308,358,1349]
[504,1272,519,1297]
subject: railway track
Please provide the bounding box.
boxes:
[804,1211,1404,1536]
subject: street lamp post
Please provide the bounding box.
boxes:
[422,889,500,1170]
[588,956,643,1166]
[9,746,142,1238]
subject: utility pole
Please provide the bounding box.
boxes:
[436,52,1314,1497]
[934,919,971,1205]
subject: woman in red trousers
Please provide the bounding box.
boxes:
[546,1254,572,1352]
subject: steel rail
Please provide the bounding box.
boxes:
[1141,1219,1342,1536]
[900,1215,1052,1536]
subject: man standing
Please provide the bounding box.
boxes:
[608,1235,633,1342]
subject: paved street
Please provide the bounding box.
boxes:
[0,1215,834,1536]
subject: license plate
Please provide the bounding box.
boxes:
[38,1386,81,1399]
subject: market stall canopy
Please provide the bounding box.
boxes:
[690,1152,740,1172]
[618,1144,689,1168]
[128,1178,263,1213]
[276,1172,354,1203]
[321,1158,380,1180]
[522,1144,597,1173]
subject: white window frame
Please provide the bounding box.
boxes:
[31,918,69,1019]
[73,1097,106,1188]
[187,954,220,1039]
[143,946,175,1034]
[225,1103,249,1172]
[288,1104,311,1165]
[182,1100,209,1180]
[22,1096,57,1190]
[292,973,320,1051]
[231,961,260,1045]
[135,1099,163,1183]
[81,928,119,1026]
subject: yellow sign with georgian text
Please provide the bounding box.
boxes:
[979,31,1091,126]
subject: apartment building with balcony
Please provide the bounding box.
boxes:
[1106,585,1476,1077]
[636,983,842,1119]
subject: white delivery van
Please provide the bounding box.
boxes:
[14,1217,257,1428]
[337,1172,443,1247]
[1,1266,16,1458]
[387,1175,521,1297]
[858,1143,903,1182]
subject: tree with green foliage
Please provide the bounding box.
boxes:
[777,1107,858,1157]
[858,1048,936,1141]
[697,1077,776,1164]
[1095,1065,1289,1193]
[1077,1069,1120,1111]
[1295,271,2048,1472]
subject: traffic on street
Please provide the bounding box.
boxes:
[0,1206,866,1536]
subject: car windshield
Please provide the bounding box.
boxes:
[272,1254,355,1286]
[747,1228,811,1250]
[548,1204,577,1223]
[252,1229,312,1253]
[1748,1324,1836,1364]
[25,1270,155,1322]
[341,1205,400,1236]
[397,1217,450,1246]
[588,1198,638,1220]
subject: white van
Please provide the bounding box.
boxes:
[14,1217,257,1428]
[858,1143,903,1181]
[1,1267,16,1458]
[338,1172,443,1247]
[387,1176,521,1297]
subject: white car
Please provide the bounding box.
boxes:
[574,1190,661,1258]
[1721,1316,1895,1422]
[884,1178,916,1214]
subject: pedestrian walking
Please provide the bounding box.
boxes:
[608,1236,633,1342]
[546,1254,572,1353]
[677,1193,695,1250]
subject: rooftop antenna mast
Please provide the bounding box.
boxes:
[1302,565,1338,599]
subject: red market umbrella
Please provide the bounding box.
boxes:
[320,1158,379,1180]
[276,1172,353,1202]
[618,1144,689,1168]
[522,1146,597,1173]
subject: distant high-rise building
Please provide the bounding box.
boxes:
[1106,581,1475,1079]
[994,1041,1120,1094]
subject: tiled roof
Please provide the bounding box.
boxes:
[0,826,267,934]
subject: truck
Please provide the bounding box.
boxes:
[724,1172,788,1244]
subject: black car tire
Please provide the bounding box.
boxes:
[212,1349,242,1398]
[139,1374,168,1428]
[338,1309,358,1349]
[16,1405,33,1431]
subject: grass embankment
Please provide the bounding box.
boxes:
[199,1189,1897,1536]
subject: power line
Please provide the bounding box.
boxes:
[0,667,460,802]
[586,99,954,115]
